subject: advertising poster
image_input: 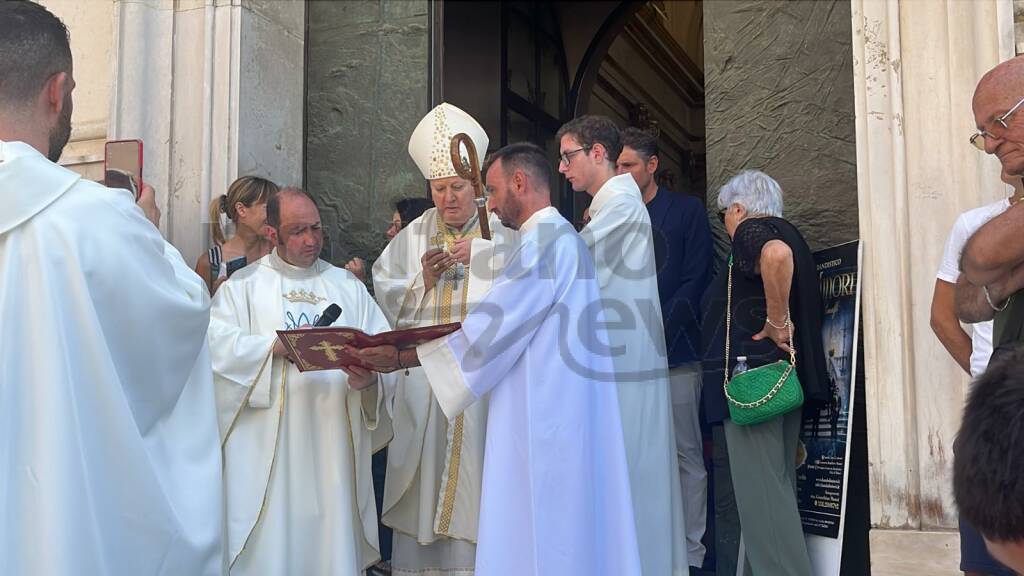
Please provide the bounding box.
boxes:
[798,240,862,576]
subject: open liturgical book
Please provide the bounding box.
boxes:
[276,322,461,372]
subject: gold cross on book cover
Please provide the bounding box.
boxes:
[276,323,462,372]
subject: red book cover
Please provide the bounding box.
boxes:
[276,322,461,372]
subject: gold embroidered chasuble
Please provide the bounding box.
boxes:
[209,250,391,575]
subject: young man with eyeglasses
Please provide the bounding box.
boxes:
[558,115,688,576]
[953,56,1024,576]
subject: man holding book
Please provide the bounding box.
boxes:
[208,186,393,575]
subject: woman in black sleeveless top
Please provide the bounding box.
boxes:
[701,170,827,576]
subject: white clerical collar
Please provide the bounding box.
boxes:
[589,173,641,217]
[518,206,560,235]
[267,248,327,279]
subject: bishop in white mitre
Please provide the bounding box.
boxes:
[558,117,688,575]
[356,142,642,575]
[371,102,518,576]
[209,188,393,575]
[1,139,224,575]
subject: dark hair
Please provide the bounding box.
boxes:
[394,197,434,228]
[954,343,1024,543]
[209,176,280,245]
[621,126,659,162]
[555,115,622,164]
[0,1,72,107]
[482,142,552,192]
[266,186,316,229]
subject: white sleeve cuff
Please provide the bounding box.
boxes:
[417,336,477,419]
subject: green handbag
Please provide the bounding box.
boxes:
[723,256,804,426]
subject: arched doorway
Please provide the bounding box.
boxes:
[565,1,706,227]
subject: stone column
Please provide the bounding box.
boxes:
[852,0,1013,573]
[109,0,304,266]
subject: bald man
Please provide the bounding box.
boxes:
[957,57,1024,332]
[953,56,1024,576]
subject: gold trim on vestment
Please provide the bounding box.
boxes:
[438,413,466,533]
[433,216,480,535]
[221,347,275,449]
[230,361,288,570]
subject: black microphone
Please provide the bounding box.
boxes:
[314,303,342,327]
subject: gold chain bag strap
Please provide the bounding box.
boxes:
[723,255,804,425]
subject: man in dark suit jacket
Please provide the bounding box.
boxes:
[618,127,714,569]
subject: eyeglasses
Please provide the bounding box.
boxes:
[970,95,1024,150]
[559,146,589,166]
[717,208,727,224]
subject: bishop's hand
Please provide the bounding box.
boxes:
[421,248,455,291]
[449,237,473,265]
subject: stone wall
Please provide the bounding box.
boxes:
[305,0,430,267]
[703,0,858,251]
[1017,0,1024,53]
[239,0,306,187]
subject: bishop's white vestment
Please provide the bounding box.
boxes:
[582,174,688,576]
[416,207,641,576]
[210,250,390,575]
[372,208,517,575]
[0,140,224,575]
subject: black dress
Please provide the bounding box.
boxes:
[701,217,828,424]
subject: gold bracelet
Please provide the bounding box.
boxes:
[766,312,791,330]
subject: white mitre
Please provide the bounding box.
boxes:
[408,102,489,181]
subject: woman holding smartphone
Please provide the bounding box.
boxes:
[194,175,280,294]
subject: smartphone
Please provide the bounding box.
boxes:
[225,256,247,278]
[104,139,143,200]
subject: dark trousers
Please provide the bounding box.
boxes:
[372,447,392,561]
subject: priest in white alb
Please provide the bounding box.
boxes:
[209,187,392,575]
[372,102,518,576]
[1,3,223,574]
[354,142,641,576]
[558,115,689,576]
